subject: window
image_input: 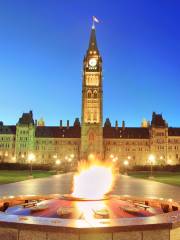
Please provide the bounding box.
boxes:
[87,90,92,98]
[93,91,98,98]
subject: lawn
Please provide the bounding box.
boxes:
[0,170,55,184]
[128,171,180,187]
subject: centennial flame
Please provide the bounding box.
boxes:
[72,160,114,200]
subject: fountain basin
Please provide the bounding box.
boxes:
[0,194,179,240]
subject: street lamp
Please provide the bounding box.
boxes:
[148,154,155,178]
[167,159,172,165]
[5,152,8,157]
[11,156,16,162]
[160,155,164,164]
[64,154,75,172]
[88,153,95,161]
[112,156,118,163]
[55,159,61,174]
[28,153,35,176]
[123,160,129,175]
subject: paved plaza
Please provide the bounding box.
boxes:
[0,173,179,201]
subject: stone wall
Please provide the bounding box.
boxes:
[0,227,179,240]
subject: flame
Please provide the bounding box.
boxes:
[72,160,114,200]
[76,201,106,221]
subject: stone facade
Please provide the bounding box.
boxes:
[0,27,180,166]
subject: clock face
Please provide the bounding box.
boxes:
[89,58,97,67]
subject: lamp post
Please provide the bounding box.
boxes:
[4,152,8,162]
[5,152,8,157]
[110,155,119,173]
[70,154,74,158]
[112,156,118,163]
[110,154,118,163]
[110,154,114,159]
[167,159,172,165]
[68,154,74,171]
[64,154,74,172]
[55,159,61,174]
[148,154,155,178]
[28,153,35,177]
[11,156,16,162]
[123,160,129,175]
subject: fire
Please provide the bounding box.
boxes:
[72,160,114,200]
[76,201,106,221]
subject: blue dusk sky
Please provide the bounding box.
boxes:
[0,0,180,127]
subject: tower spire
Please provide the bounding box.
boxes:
[88,26,99,53]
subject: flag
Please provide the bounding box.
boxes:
[93,16,99,23]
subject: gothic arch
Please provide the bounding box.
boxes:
[87,90,92,98]
[93,90,98,98]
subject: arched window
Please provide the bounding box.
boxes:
[87,90,92,98]
[93,91,98,98]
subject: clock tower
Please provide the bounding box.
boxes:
[81,25,103,161]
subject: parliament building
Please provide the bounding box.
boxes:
[0,26,180,167]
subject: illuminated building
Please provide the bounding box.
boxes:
[0,25,180,166]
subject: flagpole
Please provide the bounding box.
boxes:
[92,16,95,29]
